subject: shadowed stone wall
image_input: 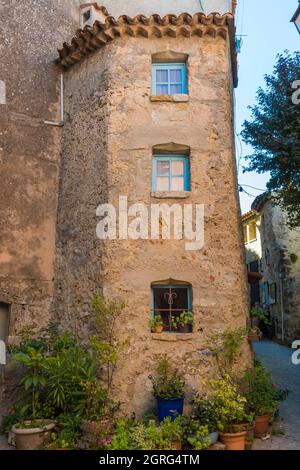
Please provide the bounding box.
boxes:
[0,0,82,340]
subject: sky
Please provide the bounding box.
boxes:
[234,0,299,214]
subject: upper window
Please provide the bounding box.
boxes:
[152,155,190,192]
[152,63,187,96]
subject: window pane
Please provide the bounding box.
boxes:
[171,288,189,311]
[156,84,168,95]
[170,84,182,94]
[157,160,170,176]
[170,69,182,82]
[171,160,184,176]
[156,177,169,191]
[171,177,184,191]
[156,69,168,82]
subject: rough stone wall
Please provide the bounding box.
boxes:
[260,201,300,344]
[54,32,251,416]
[0,0,82,341]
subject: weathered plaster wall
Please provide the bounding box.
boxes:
[91,0,233,17]
[54,32,251,416]
[0,0,82,340]
[260,201,300,344]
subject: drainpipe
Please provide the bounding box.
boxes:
[44,73,64,127]
[279,274,285,343]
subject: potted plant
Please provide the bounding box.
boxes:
[181,416,211,450]
[241,361,279,438]
[250,306,270,330]
[160,417,183,450]
[150,315,164,333]
[208,375,252,450]
[191,395,221,445]
[171,311,193,333]
[10,347,55,450]
[149,355,185,422]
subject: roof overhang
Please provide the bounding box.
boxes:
[291,2,300,22]
[56,12,238,87]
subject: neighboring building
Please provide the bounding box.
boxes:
[291,0,300,34]
[1,1,251,415]
[243,194,300,345]
[242,210,262,306]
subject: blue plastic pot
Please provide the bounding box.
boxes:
[209,432,219,445]
[157,397,184,422]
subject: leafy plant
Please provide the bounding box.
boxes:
[208,327,247,375]
[8,323,111,427]
[191,395,222,433]
[149,355,185,400]
[250,307,271,326]
[12,348,47,420]
[46,414,83,449]
[90,294,127,393]
[206,375,252,433]
[171,311,194,329]
[149,315,164,331]
[106,417,183,451]
[160,417,182,443]
[241,362,280,417]
[181,416,210,450]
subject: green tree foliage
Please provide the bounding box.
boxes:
[241,51,300,228]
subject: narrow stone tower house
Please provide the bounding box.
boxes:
[51,1,250,415]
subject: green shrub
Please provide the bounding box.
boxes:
[149,355,185,399]
[241,362,279,417]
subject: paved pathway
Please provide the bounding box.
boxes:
[253,340,300,450]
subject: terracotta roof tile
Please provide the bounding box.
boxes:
[80,3,109,16]
[56,12,238,87]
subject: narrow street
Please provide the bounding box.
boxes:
[253,340,300,450]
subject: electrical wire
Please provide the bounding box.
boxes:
[239,186,257,198]
[198,0,204,12]
[239,184,266,192]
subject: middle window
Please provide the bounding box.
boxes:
[152,155,190,192]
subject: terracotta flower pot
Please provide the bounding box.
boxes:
[153,325,164,333]
[254,415,269,438]
[12,420,55,450]
[220,431,247,450]
[172,441,182,450]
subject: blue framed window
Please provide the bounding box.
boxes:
[152,63,187,95]
[151,284,192,332]
[152,155,190,192]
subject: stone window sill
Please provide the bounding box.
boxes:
[151,333,194,342]
[150,94,189,103]
[151,191,191,199]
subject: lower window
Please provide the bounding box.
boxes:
[151,284,193,333]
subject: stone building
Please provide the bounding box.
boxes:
[242,194,300,345]
[1,1,251,415]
